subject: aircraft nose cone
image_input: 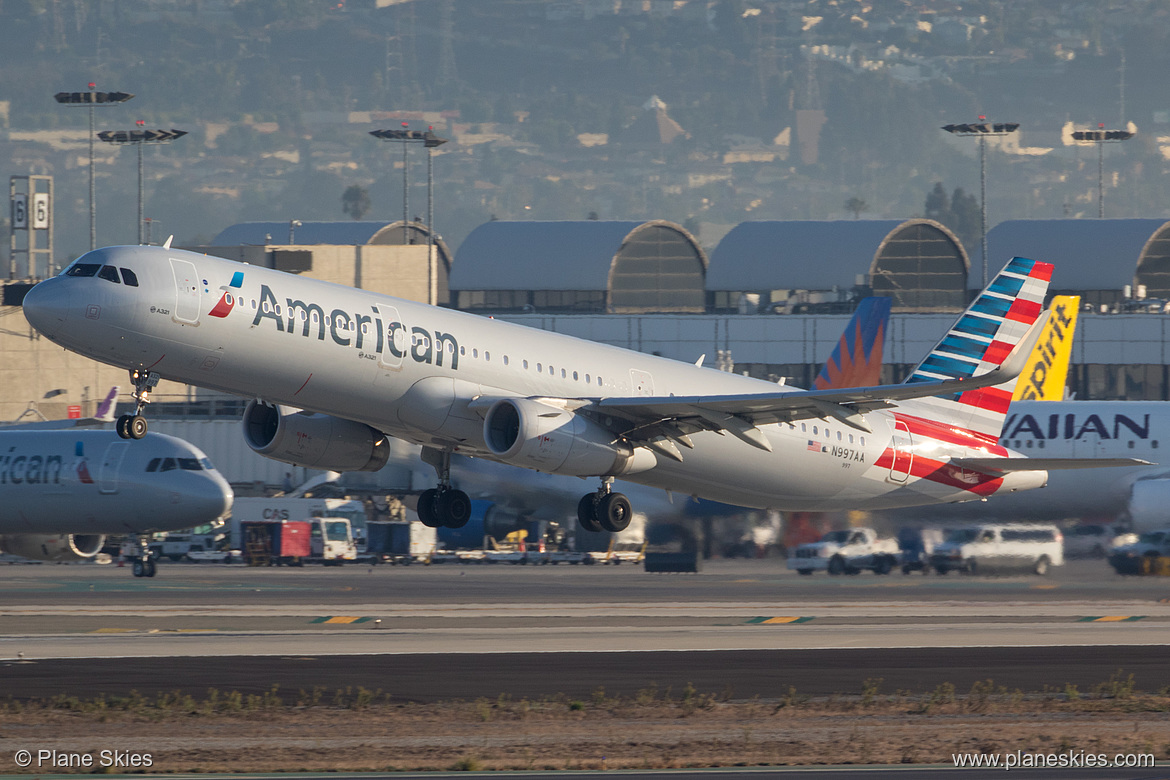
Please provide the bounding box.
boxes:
[22,278,70,340]
[193,472,234,522]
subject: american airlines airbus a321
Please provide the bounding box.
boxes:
[22,247,1134,533]
[0,429,232,577]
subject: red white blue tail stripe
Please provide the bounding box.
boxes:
[905,257,1053,439]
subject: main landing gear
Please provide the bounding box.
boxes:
[577,477,632,533]
[129,535,157,578]
[116,369,159,440]
[417,447,472,529]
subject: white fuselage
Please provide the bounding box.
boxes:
[0,429,232,535]
[22,246,1039,512]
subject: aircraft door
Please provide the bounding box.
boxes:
[170,258,201,324]
[630,369,654,396]
[375,304,406,371]
[98,442,130,495]
[889,420,913,483]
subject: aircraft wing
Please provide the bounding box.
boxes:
[952,457,1154,473]
[593,311,1049,451]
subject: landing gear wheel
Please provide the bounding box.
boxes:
[132,559,145,577]
[143,557,157,578]
[116,415,132,439]
[597,492,632,533]
[128,415,148,440]
[417,489,441,528]
[437,489,472,529]
[577,494,602,533]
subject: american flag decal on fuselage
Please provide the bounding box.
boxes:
[904,257,1053,441]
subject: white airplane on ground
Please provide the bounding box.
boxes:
[22,248,1133,532]
[0,429,233,577]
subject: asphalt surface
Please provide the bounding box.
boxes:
[2,558,1170,702]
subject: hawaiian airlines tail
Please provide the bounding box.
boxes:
[904,256,1053,438]
[1011,295,1079,402]
[92,386,120,422]
[813,297,891,390]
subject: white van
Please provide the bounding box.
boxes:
[929,524,1064,576]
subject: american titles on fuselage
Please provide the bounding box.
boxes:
[242,283,460,370]
[1003,412,1151,441]
[0,448,66,485]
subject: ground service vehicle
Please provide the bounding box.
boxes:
[787,528,900,575]
[930,524,1064,575]
[1109,528,1170,574]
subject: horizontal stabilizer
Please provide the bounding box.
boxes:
[952,456,1154,474]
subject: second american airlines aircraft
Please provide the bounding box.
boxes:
[23,247,1123,532]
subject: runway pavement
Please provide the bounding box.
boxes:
[3,558,1169,701]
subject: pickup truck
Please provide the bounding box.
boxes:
[786,528,900,575]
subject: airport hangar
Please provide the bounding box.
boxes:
[3,216,1170,495]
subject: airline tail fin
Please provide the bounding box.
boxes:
[904,256,1053,438]
[93,386,120,422]
[1011,295,1079,401]
[814,296,891,390]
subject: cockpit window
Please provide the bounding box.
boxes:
[178,458,201,471]
[120,268,139,287]
[145,458,160,473]
[159,457,177,472]
[97,265,121,283]
[200,458,213,470]
[65,264,101,277]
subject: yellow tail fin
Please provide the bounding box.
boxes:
[1012,294,1080,401]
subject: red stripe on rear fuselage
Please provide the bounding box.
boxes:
[874,448,1004,496]
[956,386,1013,415]
[892,413,1008,454]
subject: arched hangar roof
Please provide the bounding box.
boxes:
[451,220,703,289]
[986,219,1170,291]
[450,220,707,313]
[708,219,968,310]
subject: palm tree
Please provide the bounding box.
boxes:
[341,185,371,220]
[845,197,869,219]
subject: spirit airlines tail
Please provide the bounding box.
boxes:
[25,247,1098,533]
[0,430,232,574]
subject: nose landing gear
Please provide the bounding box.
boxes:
[116,369,159,440]
[128,535,157,578]
[577,477,632,533]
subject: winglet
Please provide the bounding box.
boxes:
[163,235,174,249]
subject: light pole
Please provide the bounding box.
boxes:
[370,126,449,302]
[97,125,187,244]
[1071,124,1135,218]
[54,85,134,251]
[941,118,1020,287]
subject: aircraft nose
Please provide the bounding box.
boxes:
[22,278,71,340]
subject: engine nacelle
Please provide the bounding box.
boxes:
[0,533,105,562]
[242,400,390,472]
[1128,478,1170,533]
[483,398,656,477]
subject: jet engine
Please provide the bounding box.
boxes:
[1127,478,1170,533]
[0,533,105,562]
[483,398,656,477]
[242,401,390,472]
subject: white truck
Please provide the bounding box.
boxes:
[787,528,900,575]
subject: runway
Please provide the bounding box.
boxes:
[3,558,1169,701]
